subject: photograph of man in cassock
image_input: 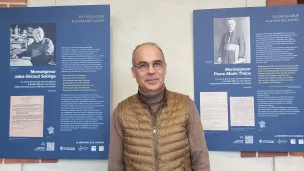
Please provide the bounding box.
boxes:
[217,18,245,64]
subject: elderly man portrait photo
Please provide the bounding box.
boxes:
[10,24,56,66]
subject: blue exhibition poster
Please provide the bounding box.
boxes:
[0,5,111,159]
[194,5,304,152]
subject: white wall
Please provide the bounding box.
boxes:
[1,0,304,171]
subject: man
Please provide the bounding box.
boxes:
[217,18,245,64]
[108,42,210,171]
[16,27,54,66]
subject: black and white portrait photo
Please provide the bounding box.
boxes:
[10,23,56,66]
[213,17,251,64]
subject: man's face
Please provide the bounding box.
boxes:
[131,44,167,95]
[227,20,236,32]
[33,29,44,42]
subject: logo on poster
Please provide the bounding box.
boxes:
[259,139,274,144]
[78,146,89,151]
[233,136,244,144]
[47,126,55,135]
[258,120,265,128]
[34,147,45,151]
[60,146,75,151]
[99,146,104,151]
[290,139,296,144]
[298,139,304,144]
[277,139,288,144]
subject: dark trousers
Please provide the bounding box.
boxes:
[30,55,49,66]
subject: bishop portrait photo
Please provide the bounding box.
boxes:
[213,17,251,64]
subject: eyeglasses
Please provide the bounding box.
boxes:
[134,61,165,71]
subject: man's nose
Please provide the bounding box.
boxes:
[147,64,156,74]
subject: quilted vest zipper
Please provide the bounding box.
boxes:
[152,116,158,171]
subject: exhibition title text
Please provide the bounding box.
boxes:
[214,68,251,76]
[266,13,299,23]
[14,70,56,79]
[72,14,105,23]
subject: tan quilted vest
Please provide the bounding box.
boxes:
[117,90,192,171]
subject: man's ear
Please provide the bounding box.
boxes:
[164,63,167,75]
[131,67,136,78]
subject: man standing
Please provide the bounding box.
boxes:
[108,42,210,171]
[217,18,245,64]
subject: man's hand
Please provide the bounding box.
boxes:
[10,54,18,59]
[216,57,222,64]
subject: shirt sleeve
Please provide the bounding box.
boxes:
[44,38,55,56]
[107,108,125,171]
[187,99,211,171]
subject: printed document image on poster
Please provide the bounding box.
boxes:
[200,92,229,131]
[9,96,44,138]
[230,96,255,127]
